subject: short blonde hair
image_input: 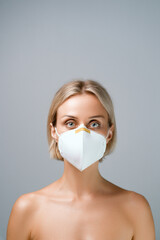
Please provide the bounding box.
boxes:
[47,79,117,163]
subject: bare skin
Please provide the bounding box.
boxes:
[7,93,155,240]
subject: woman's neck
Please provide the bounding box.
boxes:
[56,160,106,201]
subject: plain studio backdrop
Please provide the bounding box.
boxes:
[0,0,160,239]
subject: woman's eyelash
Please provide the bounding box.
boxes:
[65,119,74,123]
[64,120,75,127]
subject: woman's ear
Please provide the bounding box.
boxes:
[106,124,114,144]
[50,123,58,142]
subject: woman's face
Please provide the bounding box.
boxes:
[51,93,113,144]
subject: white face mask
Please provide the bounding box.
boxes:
[55,124,110,172]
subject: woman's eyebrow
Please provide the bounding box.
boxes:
[61,115,78,119]
[88,115,105,119]
[61,115,105,119]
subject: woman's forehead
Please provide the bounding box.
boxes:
[57,93,108,118]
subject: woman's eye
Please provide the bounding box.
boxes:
[65,120,100,129]
[90,122,100,128]
[65,121,75,128]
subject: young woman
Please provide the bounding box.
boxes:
[7,80,155,240]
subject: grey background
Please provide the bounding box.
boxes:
[1,0,160,239]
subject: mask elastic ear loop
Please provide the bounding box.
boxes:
[55,127,60,137]
[106,128,110,139]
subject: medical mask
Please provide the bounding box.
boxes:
[55,124,110,172]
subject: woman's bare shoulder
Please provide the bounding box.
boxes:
[121,190,155,239]
[108,184,155,239]
[113,186,153,212]
[7,192,40,239]
[106,180,151,206]
[8,191,40,227]
[123,189,152,210]
[107,182,154,219]
[15,191,39,207]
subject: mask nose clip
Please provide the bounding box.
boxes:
[75,124,90,134]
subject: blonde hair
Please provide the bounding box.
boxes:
[47,79,117,163]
